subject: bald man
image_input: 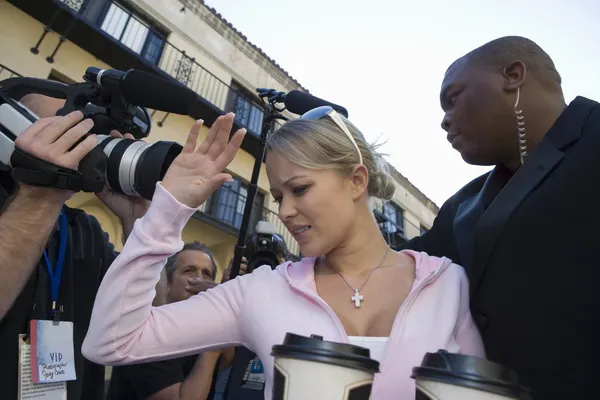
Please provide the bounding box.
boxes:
[401,36,600,399]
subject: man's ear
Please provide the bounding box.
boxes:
[349,164,369,200]
[503,60,527,92]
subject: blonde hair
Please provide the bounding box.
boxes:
[266,116,395,200]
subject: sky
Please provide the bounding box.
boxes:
[204,0,600,206]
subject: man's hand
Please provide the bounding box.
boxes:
[0,111,97,319]
[161,113,246,208]
[185,254,248,296]
[221,256,247,283]
[15,111,97,170]
[95,130,150,240]
[185,278,218,296]
[14,111,97,202]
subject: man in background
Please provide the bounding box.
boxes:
[106,243,247,400]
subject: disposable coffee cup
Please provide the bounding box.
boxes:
[411,350,533,400]
[271,333,380,400]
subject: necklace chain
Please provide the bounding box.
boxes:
[326,246,391,309]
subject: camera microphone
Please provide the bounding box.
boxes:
[283,90,349,118]
[85,68,199,115]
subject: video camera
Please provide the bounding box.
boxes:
[244,221,288,272]
[0,67,199,200]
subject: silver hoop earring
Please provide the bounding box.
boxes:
[514,87,527,165]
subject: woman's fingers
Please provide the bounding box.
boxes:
[207,113,235,160]
[215,128,246,171]
[183,120,203,153]
[195,116,222,155]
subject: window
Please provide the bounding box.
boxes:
[142,31,165,65]
[381,202,404,235]
[227,82,264,134]
[206,179,264,231]
[94,2,165,65]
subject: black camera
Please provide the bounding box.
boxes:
[244,221,288,272]
[0,67,196,200]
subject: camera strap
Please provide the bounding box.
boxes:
[10,147,106,193]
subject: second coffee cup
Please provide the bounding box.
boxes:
[271,333,380,400]
[411,350,533,400]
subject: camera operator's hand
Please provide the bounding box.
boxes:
[221,256,247,283]
[15,111,97,170]
[185,278,218,296]
[161,113,246,208]
[14,111,97,201]
[95,130,150,232]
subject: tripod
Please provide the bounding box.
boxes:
[228,89,288,279]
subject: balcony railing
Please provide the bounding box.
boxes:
[54,0,265,135]
[0,64,22,80]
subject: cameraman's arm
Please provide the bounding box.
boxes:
[0,185,68,319]
[0,111,97,319]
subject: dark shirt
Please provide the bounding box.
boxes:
[222,347,265,400]
[106,356,198,400]
[0,174,118,400]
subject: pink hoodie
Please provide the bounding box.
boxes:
[82,183,485,399]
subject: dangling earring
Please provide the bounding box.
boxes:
[514,87,527,165]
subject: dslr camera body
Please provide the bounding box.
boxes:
[244,221,288,272]
[0,67,188,200]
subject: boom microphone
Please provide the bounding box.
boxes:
[284,90,349,118]
[86,68,199,115]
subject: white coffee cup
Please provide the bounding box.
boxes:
[271,333,380,400]
[411,350,533,400]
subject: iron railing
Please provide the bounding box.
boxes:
[195,183,301,257]
[0,64,22,80]
[54,0,265,135]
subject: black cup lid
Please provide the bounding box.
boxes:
[411,350,532,399]
[271,333,380,374]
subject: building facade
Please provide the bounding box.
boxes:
[0,0,438,278]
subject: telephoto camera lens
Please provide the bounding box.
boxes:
[96,135,182,200]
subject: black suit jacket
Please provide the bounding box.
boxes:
[401,96,600,399]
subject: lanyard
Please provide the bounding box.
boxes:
[42,209,67,318]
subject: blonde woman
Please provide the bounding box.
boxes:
[83,111,484,399]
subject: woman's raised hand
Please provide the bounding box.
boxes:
[161,113,246,208]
